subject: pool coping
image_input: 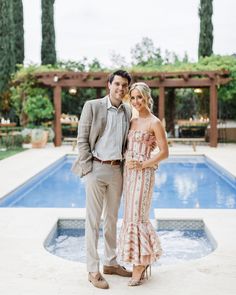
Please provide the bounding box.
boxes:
[0,144,236,294]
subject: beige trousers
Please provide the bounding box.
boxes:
[84,161,123,272]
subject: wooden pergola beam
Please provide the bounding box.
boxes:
[37,78,231,90]
[35,71,230,89]
[138,78,230,88]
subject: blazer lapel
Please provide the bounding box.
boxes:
[98,96,108,138]
[122,104,131,153]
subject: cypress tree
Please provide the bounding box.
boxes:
[12,0,24,66]
[41,0,57,65]
[0,0,15,95]
[198,0,214,59]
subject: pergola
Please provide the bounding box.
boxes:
[35,70,231,147]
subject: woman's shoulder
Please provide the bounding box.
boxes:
[150,115,165,134]
[150,114,161,125]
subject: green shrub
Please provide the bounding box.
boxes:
[21,128,32,143]
[23,92,54,126]
[0,133,23,148]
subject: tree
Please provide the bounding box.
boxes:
[10,70,54,126]
[131,37,163,66]
[0,0,15,95]
[12,0,24,66]
[198,0,213,58]
[110,51,128,69]
[23,90,54,126]
[41,0,57,65]
[88,58,104,71]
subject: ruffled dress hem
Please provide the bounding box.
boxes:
[118,221,162,265]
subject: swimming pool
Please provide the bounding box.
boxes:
[0,155,236,214]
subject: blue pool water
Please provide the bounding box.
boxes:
[0,156,236,215]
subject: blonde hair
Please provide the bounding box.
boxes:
[129,82,154,111]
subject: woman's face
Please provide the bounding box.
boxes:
[130,89,147,111]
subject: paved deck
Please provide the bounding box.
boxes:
[0,144,236,295]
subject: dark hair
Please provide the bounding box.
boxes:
[108,70,132,85]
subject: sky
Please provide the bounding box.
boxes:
[23,0,236,67]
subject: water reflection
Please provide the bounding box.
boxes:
[215,183,225,206]
[215,183,236,208]
[225,195,235,208]
[195,200,200,208]
[173,174,198,204]
[155,172,167,187]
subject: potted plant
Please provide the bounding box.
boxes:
[30,128,48,148]
[21,128,32,148]
[10,67,55,148]
[23,89,54,148]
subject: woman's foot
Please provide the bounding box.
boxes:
[128,265,148,286]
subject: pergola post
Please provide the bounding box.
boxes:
[53,85,62,146]
[96,88,102,99]
[158,86,165,122]
[209,83,218,147]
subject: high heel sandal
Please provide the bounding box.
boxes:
[143,264,151,280]
[128,265,151,287]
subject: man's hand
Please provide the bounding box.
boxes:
[148,135,157,151]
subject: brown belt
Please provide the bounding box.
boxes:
[93,157,121,166]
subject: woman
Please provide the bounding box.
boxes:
[118,82,169,286]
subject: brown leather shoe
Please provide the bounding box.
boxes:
[88,272,109,289]
[103,265,132,277]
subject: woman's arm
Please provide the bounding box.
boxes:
[142,119,169,169]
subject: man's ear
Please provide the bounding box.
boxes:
[108,82,111,90]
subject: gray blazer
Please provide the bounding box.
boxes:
[72,96,132,177]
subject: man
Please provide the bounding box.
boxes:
[72,70,132,289]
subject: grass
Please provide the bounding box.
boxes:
[0,147,25,160]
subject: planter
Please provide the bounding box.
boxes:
[31,129,49,148]
[22,143,32,149]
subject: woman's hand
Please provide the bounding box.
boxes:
[126,160,143,170]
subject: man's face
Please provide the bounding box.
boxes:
[108,75,129,105]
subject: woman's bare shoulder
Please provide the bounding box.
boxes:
[150,114,161,125]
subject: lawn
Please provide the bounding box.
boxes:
[0,148,25,160]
